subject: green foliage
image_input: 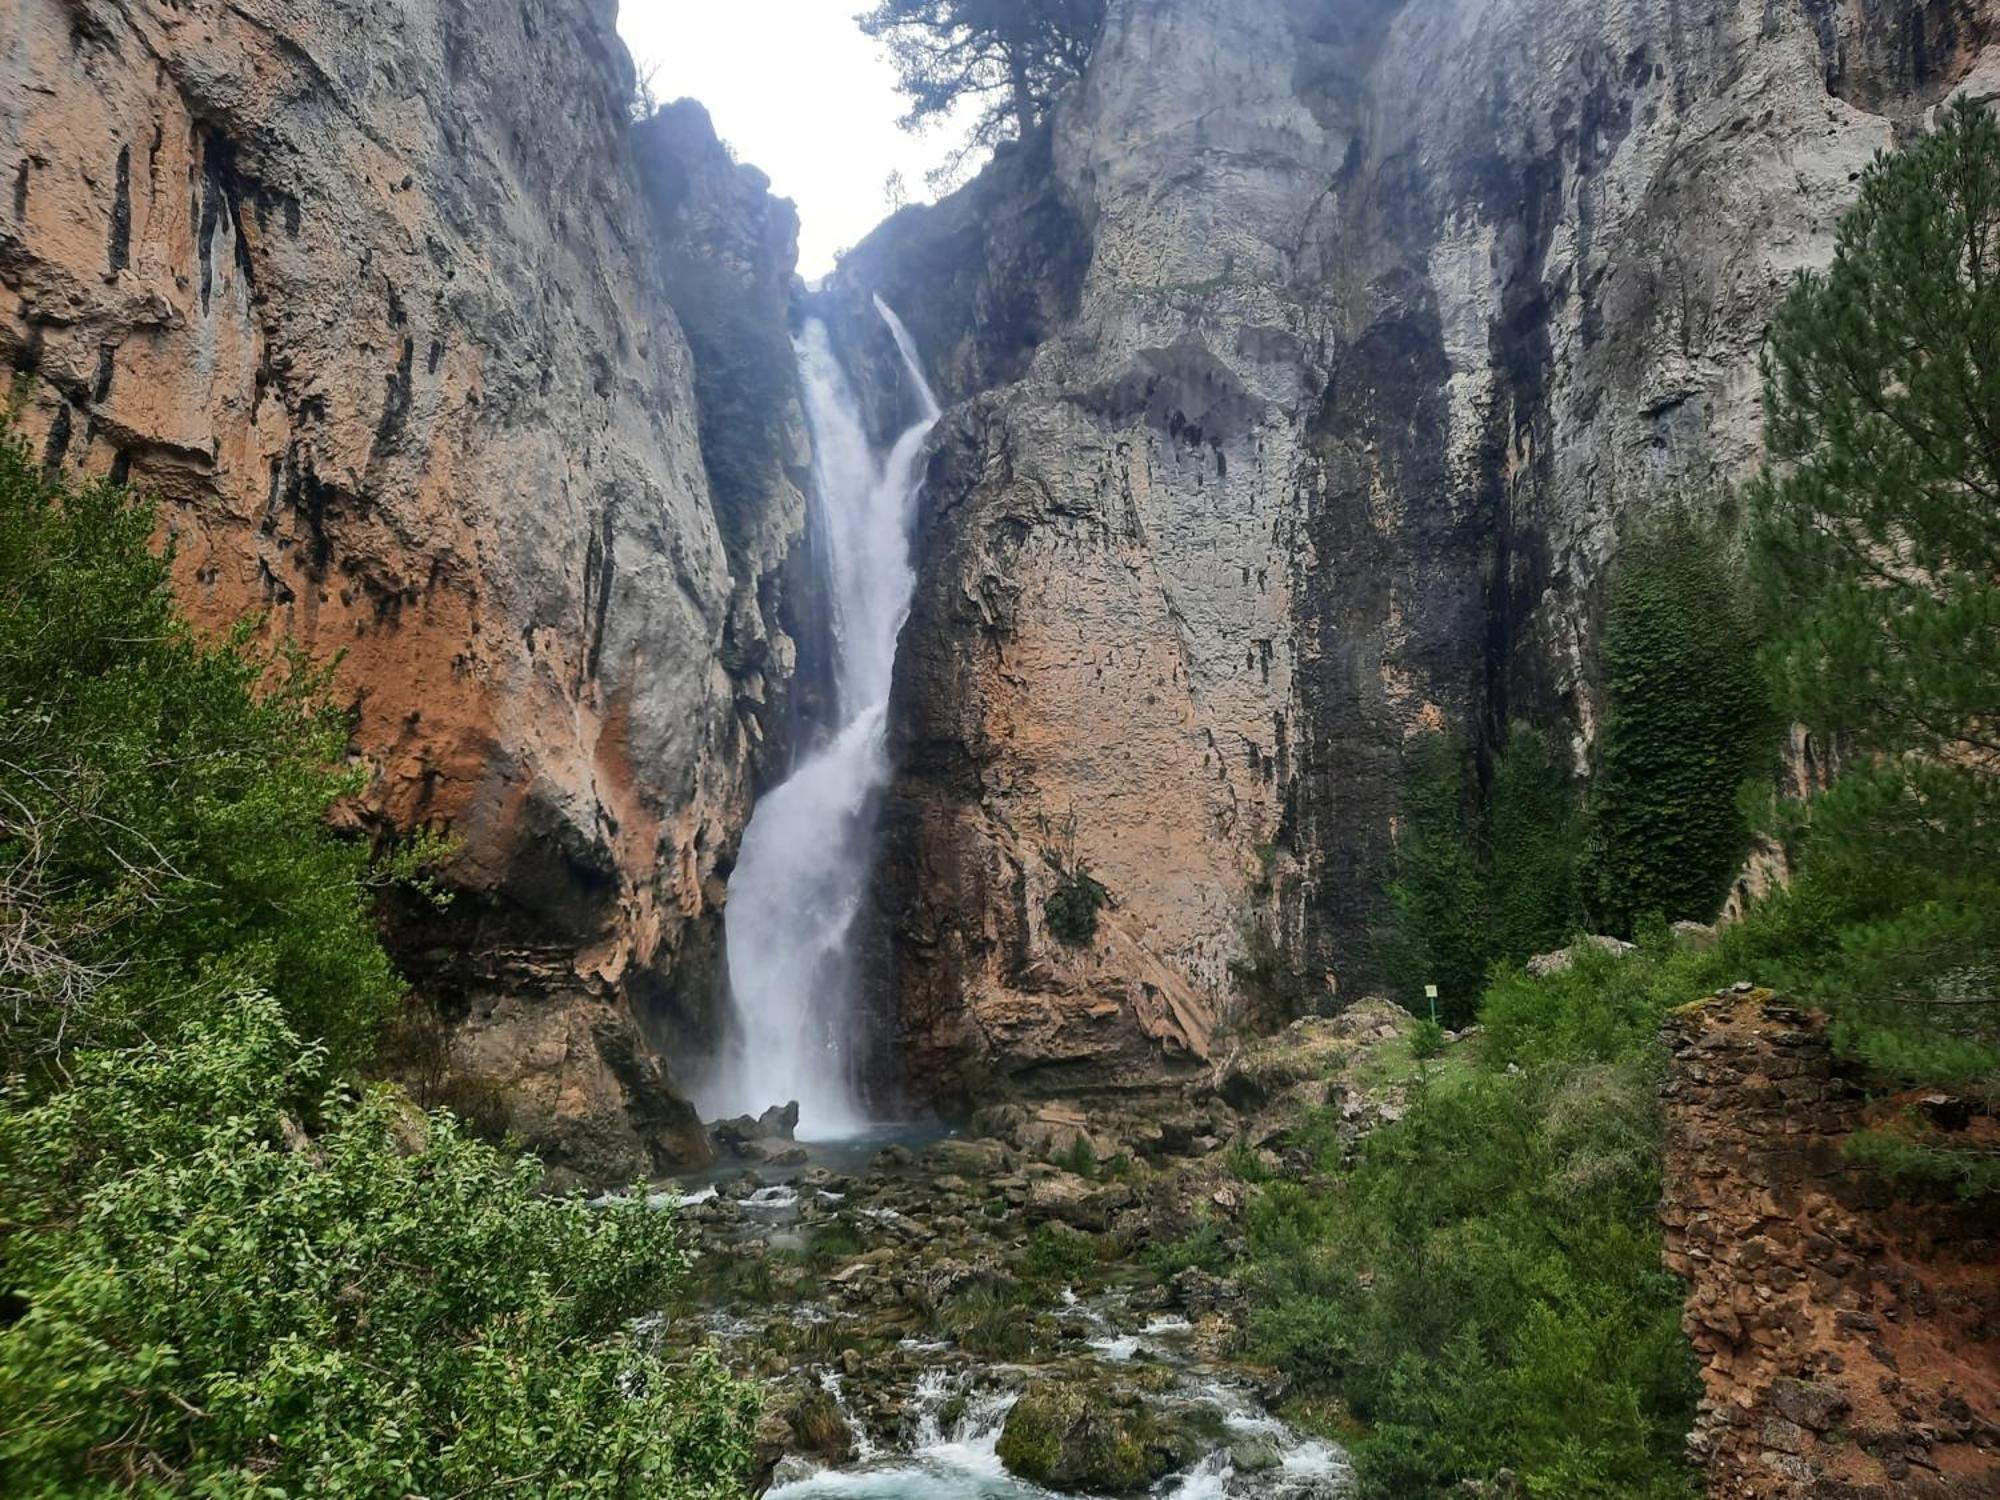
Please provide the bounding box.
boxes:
[1408,1018,1448,1060]
[1056,1132,1099,1177]
[804,1222,867,1267]
[0,431,754,1490]
[1582,510,1773,937]
[1024,1223,1101,1281]
[0,995,758,1496]
[0,430,413,1070]
[1244,953,1705,1499]
[1142,1220,1231,1278]
[1752,97,2000,792]
[1039,810,1110,947]
[860,0,1107,155]
[1843,1123,2000,1204]
[1486,726,1583,959]
[1746,96,2000,1147]
[1379,726,1583,1024]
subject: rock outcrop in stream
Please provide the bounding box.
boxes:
[824,0,2000,1113]
[1,0,811,1185]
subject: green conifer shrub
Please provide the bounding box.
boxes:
[1582,511,1772,936]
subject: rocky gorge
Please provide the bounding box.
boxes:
[6,0,2000,1495]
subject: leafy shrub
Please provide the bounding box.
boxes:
[0,428,424,1071]
[0,995,758,1495]
[1143,1221,1231,1278]
[1408,1018,1448,1059]
[1241,916,1745,1498]
[0,428,755,1490]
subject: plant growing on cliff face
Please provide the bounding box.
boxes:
[1039,810,1109,947]
[1581,510,1772,937]
[0,427,427,1073]
[860,0,1107,154]
[1746,96,2000,1161]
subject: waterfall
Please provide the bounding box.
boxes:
[700,298,941,1137]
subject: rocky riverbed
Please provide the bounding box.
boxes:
[641,1000,1435,1496]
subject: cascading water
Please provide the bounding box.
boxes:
[700,298,941,1137]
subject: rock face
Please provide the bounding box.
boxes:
[823,0,1999,1110]
[1662,992,2000,1497]
[1,0,811,1182]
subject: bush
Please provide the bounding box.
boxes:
[0,995,758,1495]
[1408,1018,1449,1059]
[1244,925,1724,1498]
[1024,1223,1102,1281]
[1040,811,1109,947]
[0,429,756,1490]
[0,428,421,1071]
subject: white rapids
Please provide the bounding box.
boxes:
[699,298,941,1139]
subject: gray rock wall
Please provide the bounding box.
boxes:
[831,0,1998,1108]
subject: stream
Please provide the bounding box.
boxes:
[655,1129,1354,1499]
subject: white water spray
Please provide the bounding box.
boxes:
[701,299,941,1137]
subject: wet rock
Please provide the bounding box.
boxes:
[996,1376,1200,1493]
[1230,1436,1283,1473]
[924,1137,1016,1176]
[711,1101,800,1158]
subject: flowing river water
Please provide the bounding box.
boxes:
[655,1131,1354,1499]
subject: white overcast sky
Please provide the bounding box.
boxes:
[617,0,980,277]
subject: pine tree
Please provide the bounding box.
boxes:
[858,0,1107,151]
[1748,97,2000,1135]
[1752,96,2000,850]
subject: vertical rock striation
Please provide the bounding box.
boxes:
[823,0,1999,1111]
[0,0,812,1185]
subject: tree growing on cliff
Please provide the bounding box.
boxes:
[1581,510,1771,937]
[859,0,1108,151]
[1749,96,2000,1151]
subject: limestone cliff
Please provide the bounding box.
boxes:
[0,0,811,1185]
[824,0,1999,1111]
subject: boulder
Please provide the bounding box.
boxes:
[710,1100,800,1157]
[996,1377,1202,1493]
[1526,936,1637,979]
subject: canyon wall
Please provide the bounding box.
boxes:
[828,0,2000,1111]
[0,0,811,1186]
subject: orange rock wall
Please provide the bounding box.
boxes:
[1,0,810,1182]
[1663,992,2000,1498]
